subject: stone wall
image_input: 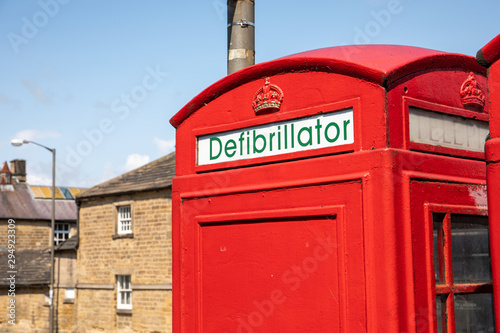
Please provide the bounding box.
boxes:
[0,219,50,250]
[55,251,77,287]
[76,288,116,332]
[75,288,172,333]
[0,219,77,250]
[0,258,77,333]
[0,287,49,332]
[54,252,78,333]
[77,189,172,332]
[0,219,78,333]
[54,287,77,333]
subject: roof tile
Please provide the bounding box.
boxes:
[0,249,50,286]
[0,185,78,220]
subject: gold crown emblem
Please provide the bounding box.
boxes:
[252,78,284,114]
[460,72,485,111]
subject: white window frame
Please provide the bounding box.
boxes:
[64,288,75,300]
[117,275,132,310]
[63,288,75,304]
[54,223,70,246]
[117,205,132,235]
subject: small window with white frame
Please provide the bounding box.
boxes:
[54,223,70,246]
[64,288,75,304]
[117,205,132,234]
[65,288,75,300]
[117,275,132,310]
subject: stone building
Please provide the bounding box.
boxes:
[0,159,83,332]
[76,152,174,333]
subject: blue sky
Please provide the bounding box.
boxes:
[0,0,498,188]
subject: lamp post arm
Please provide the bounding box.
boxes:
[25,140,55,153]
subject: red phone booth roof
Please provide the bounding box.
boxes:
[170,44,485,128]
[477,34,500,67]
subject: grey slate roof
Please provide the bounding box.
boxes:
[0,185,77,221]
[56,236,78,251]
[0,249,50,286]
[77,152,175,200]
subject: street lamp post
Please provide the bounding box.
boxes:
[11,139,55,333]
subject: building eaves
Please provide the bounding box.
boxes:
[56,235,78,251]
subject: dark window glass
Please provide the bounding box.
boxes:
[436,295,447,333]
[59,187,74,199]
[451,215,491,283]
[432,213,494,333]
[434,213,446,284]
[454,293,495,333]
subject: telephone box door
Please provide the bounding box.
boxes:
[177,179,366,332]
[411,181,493,333]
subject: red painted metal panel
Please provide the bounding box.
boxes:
[403,97,488,160]
[387,71,489,156]
[172,185,182,333]
[486,138,500,333]
[176,180,365,332]
[199,214,341,332]
[477,34,500,68]
[174,72,386,176]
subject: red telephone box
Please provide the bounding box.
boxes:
[170,45,493,332]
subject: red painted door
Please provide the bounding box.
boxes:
[411,181,493,333]
[178,180,365,332]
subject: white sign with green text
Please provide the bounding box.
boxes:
[197,109,354,165]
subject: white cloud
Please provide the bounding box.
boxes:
[13,129,60,141]
[56,155,150,189]
[123,154,150,172]
[153,137,175,155]
[27,172,52,186]
[25,162,52,186]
